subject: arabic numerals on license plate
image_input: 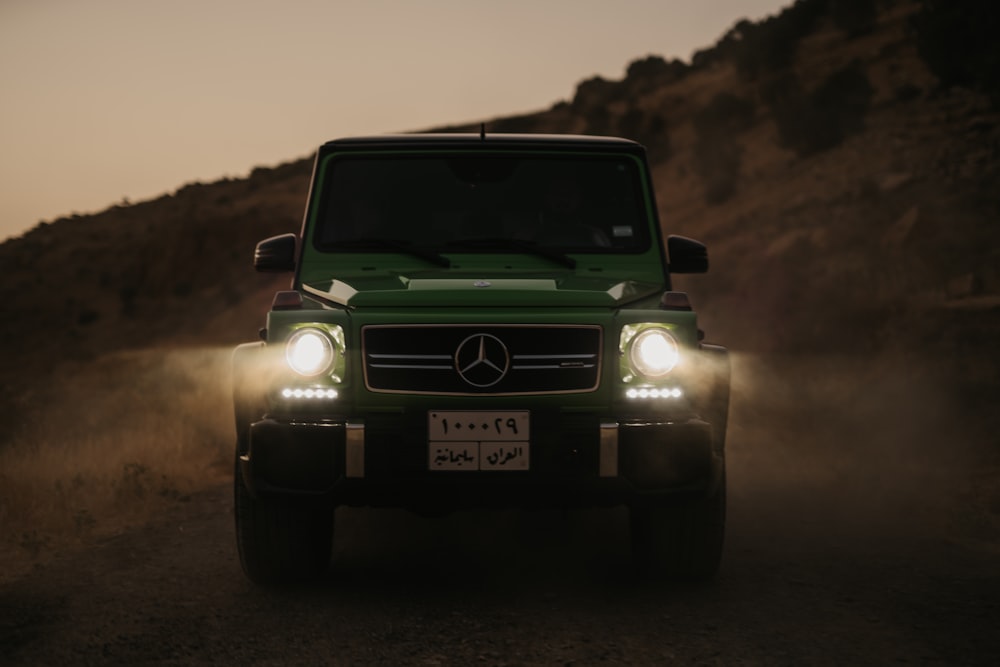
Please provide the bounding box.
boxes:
[428,411,528,441]
[431,415,521,439]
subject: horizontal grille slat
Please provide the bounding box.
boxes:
[362,325,602,395]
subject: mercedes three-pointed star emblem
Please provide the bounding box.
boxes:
[454,333,510,387]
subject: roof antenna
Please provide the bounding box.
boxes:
[480,122,486,141]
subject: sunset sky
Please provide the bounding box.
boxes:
[0,0,788,241]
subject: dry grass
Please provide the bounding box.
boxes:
[0,347,234,580]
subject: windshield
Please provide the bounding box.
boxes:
[313,154,651,255]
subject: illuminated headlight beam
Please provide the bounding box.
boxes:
[629,328,679,378]
[286,328,336,377]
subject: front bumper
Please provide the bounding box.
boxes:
[240,411,721,510]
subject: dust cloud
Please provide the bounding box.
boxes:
[0,347,235,581]
[1,337,995,583]
[725,348,996,550]
[321,345,998,584]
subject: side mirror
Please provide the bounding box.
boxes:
[667,235,708,274]
[254,233,298,272]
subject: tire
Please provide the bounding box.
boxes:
[630,469,726,581]
[234,458,334,585]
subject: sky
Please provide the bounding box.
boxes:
[0,0,789,242]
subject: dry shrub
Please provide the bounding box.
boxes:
[913,0,1000,103]
[0,347,235,576]
[762,62,874,157]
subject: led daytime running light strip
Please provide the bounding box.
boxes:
[626,387,683,400]
[281,387,339,400]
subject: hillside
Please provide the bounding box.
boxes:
[2,2,996,370]
[1,0,998,572]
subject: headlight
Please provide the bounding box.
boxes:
[286,328,335,377]
[628,328,679,378]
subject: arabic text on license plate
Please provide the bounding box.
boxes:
[428,411,529,471]
[429,442,529,471]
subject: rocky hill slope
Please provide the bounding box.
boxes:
[3,1,996,402]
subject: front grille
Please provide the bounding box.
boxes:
[362,324,602,395]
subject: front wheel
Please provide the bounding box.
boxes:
[630,471,726,581]
[234,458,334,585]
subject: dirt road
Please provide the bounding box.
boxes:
[2,355,998,665]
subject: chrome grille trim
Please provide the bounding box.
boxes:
[362,324,603,396]
[367,353,453,370]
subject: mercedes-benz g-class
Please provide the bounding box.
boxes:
[232,133,730,584]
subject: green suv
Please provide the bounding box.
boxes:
[232,133,730,583]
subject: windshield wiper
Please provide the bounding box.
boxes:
[444,238,577,269]
[330,238,451,267]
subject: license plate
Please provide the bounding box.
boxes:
[428,411,529,471]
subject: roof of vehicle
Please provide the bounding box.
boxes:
[319,133,643,153]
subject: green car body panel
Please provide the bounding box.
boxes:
[232,134,730,583]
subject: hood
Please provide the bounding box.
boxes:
[301,274,664,308]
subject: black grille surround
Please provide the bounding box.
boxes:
[362,324,602,395]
